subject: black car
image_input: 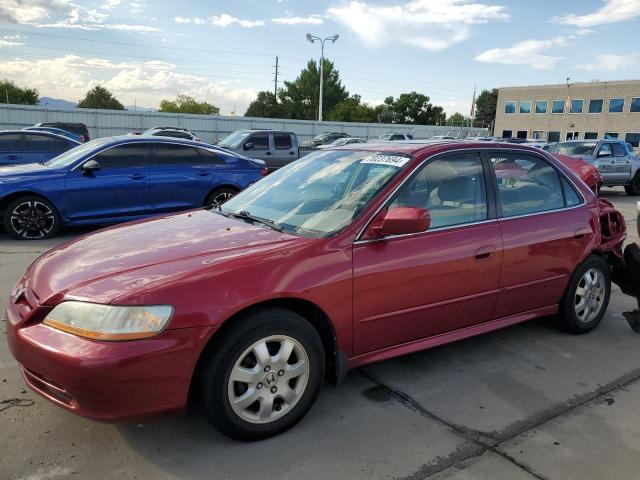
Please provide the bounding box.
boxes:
[300,132,350,148]
[34,122,90,142]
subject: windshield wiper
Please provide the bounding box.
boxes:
[227,210,284,233]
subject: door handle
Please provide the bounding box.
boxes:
[289,151,296,155]
[129,173,145,180]
[197,170,209,176]
[265,151,272,156]
[474,245,495,261]
[7,155,19,160]
[574,228,589,239]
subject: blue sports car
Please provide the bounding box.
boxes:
[0,136,266,239]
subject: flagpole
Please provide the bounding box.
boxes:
[470,85,476,128]
[561,77,570,141]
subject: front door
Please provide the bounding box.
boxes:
[63,143,150,222]
[242,133,274,167]
[488,151,593,318]
[353,153,503,354]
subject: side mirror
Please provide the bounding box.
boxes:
[82,159,101,172]
[244,142,254,150]
[370,207,431,237]
[598,149,611,157]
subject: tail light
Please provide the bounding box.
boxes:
[261,167,269,177]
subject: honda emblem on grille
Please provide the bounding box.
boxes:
[12,288,25,304]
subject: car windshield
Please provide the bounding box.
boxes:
[313,133,332,141]
[331,138,350,146]
[43,139,109,168]
[551,142,598,156]
[218,131,251,147]
[220,149,411,237]
[378,135,392,140]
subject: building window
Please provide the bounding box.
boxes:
[604,132,619,139]
[502,130,513,138]
[626,133,640,148]
[519,101,531,113]
[588,99,603,113]
[548,131,560,142]
[584,132,598,140]
[570,99,584,113]
[517,130,528,139]
[609,98,625,113]
[566,132,579,141]
[552,100,564,114]
[535,100,547,113]
[631,97,640,113]
[505,101,516,113]
[532,131,545,140]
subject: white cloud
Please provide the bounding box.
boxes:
[553,0,640,27]
[575,53,638,71]
[175,14,264,28]
[327,0,509,51]
[0,38,24,47]
[0,54,257,113]
[272,14,324,25]
[100,0,121,9]
[0,0,73,23]
[475,36,569,69]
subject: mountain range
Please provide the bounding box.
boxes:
[37,97,156,112]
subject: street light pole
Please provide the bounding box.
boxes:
[306,33,339,122]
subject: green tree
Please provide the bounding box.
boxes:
[159,94,219,115]
[384,92,445,125]
[327,94,377,123]
[279,58,349,120]
[244,91,286,118]
[0,79,38,105]
[474,88,498,128]
[77,85,124,110]
[447,112,469,126]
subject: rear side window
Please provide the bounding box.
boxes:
[23,134,59,152]
[612,143,626,157]
[246,134,269,150]
[154,143,201,165]
[274,134,292,150]
[491,154,564,217]
[562,178,581,207]
[0,133,22,151]
[57,139,76,151]
[93,143,147,168]
[390,154,487,229]
[196,148,226,165]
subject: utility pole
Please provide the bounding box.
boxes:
[306,34,339,122]
[273,56,280,99]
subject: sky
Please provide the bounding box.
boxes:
[0,0,638,115]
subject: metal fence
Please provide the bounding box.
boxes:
[0,104,488,144]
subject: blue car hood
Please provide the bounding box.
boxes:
[0,163,65,182]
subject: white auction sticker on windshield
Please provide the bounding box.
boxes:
[361,155,410,168]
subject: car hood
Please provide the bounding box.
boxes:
[23,210,304,305]
[0,162,57,179]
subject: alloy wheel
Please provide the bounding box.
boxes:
[209,192,234,209]
[227,335,309,424]
[9,200,56,239]
[574,268,605,323]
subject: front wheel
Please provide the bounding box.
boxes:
[625,173,640,196]
[199,308,325,441]
[557,255,610,334]
[2,196,60,240]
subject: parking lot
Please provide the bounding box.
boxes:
[0,188,639,480]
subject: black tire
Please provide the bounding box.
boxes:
[558,255,610,334]
[2,196,60,240]
[625,173,640,196]
[199,307,325,441]
[205,187,237,209]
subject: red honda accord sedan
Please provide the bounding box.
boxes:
[7,141,626,441]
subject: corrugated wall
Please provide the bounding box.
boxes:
[0,104,488,144]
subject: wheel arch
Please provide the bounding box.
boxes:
[203,183,241,206]
[0,190,56,216]
[188,297,346,405]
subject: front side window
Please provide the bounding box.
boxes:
[612,143,626,157]
[389,154,487,229]
[246,134,269,150]
[505,101,516,113]
[0,133,22,151]
[632,97,640,113]
[598,144,612,156]
[552,100,565,113]
[274,134,292,150]
[535,100,547,113]
[491,154,564,217]
[221,150,409,237]
[520,101,531,114]
[23,134,58,152]
[154,143,201,165]
[609,98,624,113]
[92,143,147,168]
[570,99,584,113]
[589,99,603,113]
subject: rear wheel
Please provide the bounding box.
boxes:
[2,196,60,240]
[205,187,237,209]
[558,255,610,334]
[199,308,324,441]
[625,173,640,196]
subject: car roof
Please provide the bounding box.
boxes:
[0,129,81,143]
[332,140,553,156]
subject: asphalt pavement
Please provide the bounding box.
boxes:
[1,188,640,480]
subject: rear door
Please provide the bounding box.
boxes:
[488,150,593,318]
[63,143,150,221]
[0,133,22,165]
[272,133,297,170]
[150,142,218,213]
[597,142,630,183]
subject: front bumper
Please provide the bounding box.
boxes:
[6,299,217,422]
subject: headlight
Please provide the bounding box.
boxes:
[43,301,174,341]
